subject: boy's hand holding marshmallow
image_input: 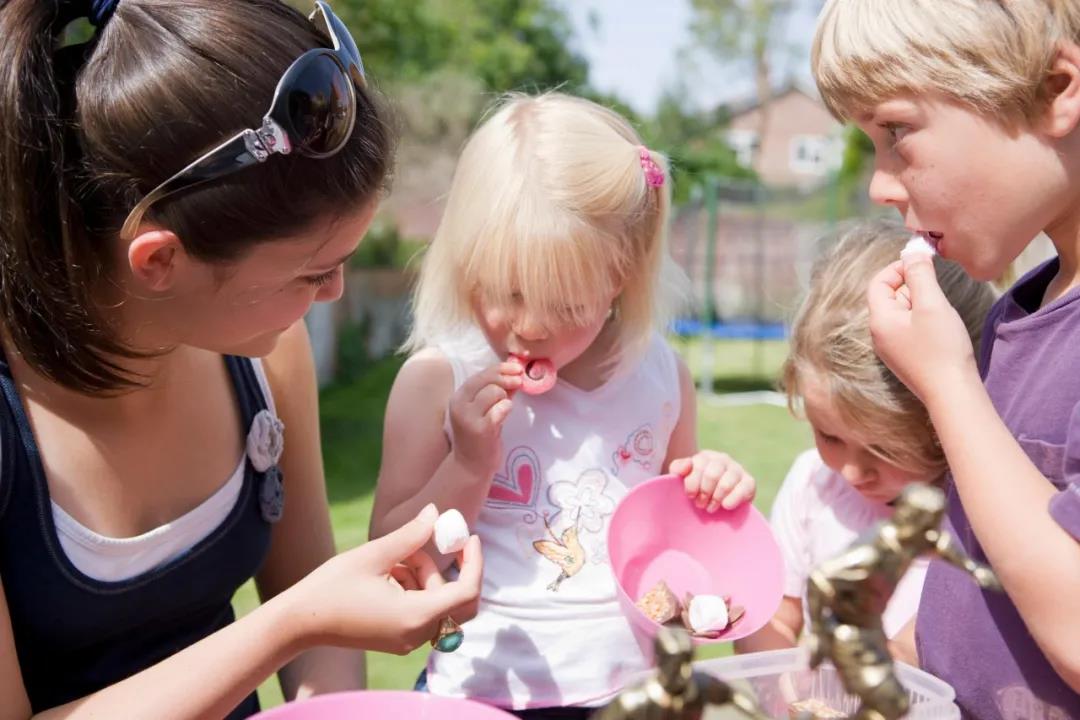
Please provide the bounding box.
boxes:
[867,252,981,406]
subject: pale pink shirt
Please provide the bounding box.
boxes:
[770,449,928,639]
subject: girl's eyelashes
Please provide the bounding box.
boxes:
[816,429,843,445]
[503,292,588,319]
[304,268,338,287]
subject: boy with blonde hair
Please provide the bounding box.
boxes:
[812,1,1080,717]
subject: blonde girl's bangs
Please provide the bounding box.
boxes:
[460,192,628,327]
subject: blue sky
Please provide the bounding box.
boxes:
[558,0,821,115]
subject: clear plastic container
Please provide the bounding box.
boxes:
[694,648,959,720]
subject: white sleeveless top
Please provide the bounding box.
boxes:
[426,329,682,710]
[50,359,276,582]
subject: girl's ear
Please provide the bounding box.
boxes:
[127,228,186,292]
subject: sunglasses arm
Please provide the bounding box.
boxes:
[118,120,290,242]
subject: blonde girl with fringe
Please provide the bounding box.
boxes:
[734,220,995,661]
[369,92,758,717]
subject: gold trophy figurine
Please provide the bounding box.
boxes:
[804,483,1002,720]
[593,625,772,720]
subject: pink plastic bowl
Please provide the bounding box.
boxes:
[250,691,516,719]
[608,474,785,646]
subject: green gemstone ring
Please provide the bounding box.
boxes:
[431,616,464,653]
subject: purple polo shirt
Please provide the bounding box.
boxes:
[917,259,1080,719]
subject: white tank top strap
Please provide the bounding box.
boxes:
[250,357,278,417]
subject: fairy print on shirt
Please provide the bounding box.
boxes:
[533,468,617,591]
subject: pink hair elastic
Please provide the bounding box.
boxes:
[639,147,664,188]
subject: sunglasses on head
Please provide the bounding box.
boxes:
[119,1,365,241]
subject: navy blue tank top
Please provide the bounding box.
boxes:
[0,354,278,718]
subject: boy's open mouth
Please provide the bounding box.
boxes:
[919,230,944,252]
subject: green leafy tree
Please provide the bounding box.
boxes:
[428,0,588,93]
[316,0,587,94]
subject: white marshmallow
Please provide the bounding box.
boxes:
[900,234,937,259]
[687,594,729,633]
[433,509,470,555]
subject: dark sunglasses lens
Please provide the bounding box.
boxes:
[284,53,354,156]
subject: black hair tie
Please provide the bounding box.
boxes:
[56,0,120,30]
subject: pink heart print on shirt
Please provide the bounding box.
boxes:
[487,446,542,511]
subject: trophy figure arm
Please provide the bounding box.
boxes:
[930,530,1003,591]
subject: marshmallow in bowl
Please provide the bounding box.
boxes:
[434,509,470,555]
[686,594,729,634]
[900,234,937,260]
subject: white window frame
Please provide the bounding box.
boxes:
[727,129,760,169]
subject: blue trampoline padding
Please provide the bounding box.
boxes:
[670,319,787,340]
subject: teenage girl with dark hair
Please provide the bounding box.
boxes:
[0,1,482,717]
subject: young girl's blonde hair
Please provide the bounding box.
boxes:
[812,0,1080,123]
[405,92,684,360]
[783,220,996,479]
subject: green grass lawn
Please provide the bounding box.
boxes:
[234,339,811,707]
[670,336,789,393]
